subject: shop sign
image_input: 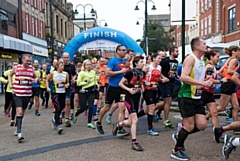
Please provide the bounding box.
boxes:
[0,53,12,59]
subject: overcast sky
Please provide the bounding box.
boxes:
[68,0,170,41]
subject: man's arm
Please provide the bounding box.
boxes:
[8,67,16,88]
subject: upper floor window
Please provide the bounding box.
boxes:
[205,0,208,10]
[208,16,212,34]
[208,0,212,8]
[201,0,204,13]
[0,9,8,20]
[56,15,59,33]
[228,7,236,32]
[26,13,29,33]
[39,0,42,11]
[34,0,37,8]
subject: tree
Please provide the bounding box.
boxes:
[140,23,174,54]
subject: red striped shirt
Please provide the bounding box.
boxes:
[13,64,34,97]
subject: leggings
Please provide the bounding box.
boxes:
[11,95,16,121]
[40,88,49,105]
[78,92,95,123]
[51,93,66,125]
[4,92,12,111]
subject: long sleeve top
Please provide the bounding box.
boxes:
[77,70,97,89]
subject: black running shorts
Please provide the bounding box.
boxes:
[221,80,236,95]
[13,94,31,109]
[201,90,215,105]
[178,97,206,118]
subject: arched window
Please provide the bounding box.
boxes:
[0,9,9,20]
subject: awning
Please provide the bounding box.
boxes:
[0,34,32,53]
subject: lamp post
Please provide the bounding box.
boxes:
[74,4,95,31]
[135,0,156,56]
[97,19,108,27]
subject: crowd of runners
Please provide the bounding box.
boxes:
[1,36,240,160]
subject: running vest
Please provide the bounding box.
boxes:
[178,54,205,99]
[13,64,34,97]
[129,68,145,88]
[203,62,218,93]
[144,64,161,90]
[52,71,67,93]
[222,57,239,79]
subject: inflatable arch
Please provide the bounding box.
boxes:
[63,27,144,61]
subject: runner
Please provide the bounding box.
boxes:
[8,54,36,141]
[112,56,145,151]
[170,37,212,160]
[93,64,100,121]
[46,61,69,134]
[97,57,107,115]
[40,64,49,108]
[159,46,179,128]
[216,46,240,132]
[95,45,129,135]
[0,61,18,125]
[62,52,76,127]
[137,53,168,136]
[27,60,41,116]
[73,60,97,129]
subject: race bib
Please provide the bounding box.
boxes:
[19,79,29,85]
[120,94,126,102]
[195,89,202,96]
[101,71,105,75]
[152,84,158,88]
[57,83,65,88]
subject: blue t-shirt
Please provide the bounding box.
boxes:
[174,64,182,85]
[107,56,126,87]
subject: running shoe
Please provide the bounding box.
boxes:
[28,103,33,110]
[92,116,98,121]
[153,115,159,122]
[95,122,104,134]
[35,111,41,116]
[132,142,144,151]
[163,120,174,128]
[233,129,240,135]
[224,109,231,117]
[222,135,236,159]
[51,117,56,129]
[219,134,225,143]
[57,126,63,134]
[106,113,111,124]
[117,128,130,137]
[213,126,222,143]
[170,149,190,160]
[84,110,88,116]
[147,128,158,136]
[70,113,74,120]
[10,120,15,126]
[14,126,18,136]
[177,122,183,133]
[87,123,96,129]
[17,133,24,141]
[225,117,233,123]
[112,123,119,136]
[6,112,10,117]
[65,120,71,127]
[172,133,186,151]
[72,110,78,123]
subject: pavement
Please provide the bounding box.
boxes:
[0,94,240,161]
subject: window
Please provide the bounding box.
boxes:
[208,0,212,8]
[205,0,208,10]
[208,16,212,34]
[56,15,59,33]
[35,18,38,36]
[61,18,63,35]
[228,7,236,32]
[65,21,67,37]
[39,0,42,11]
[204,18,207,35]
[164,19,169,26]
[40,21,43,38]
[32,17,34,35]
[201,20,203,36]
[26,13,29,33]
[46,2,49,26]
[34,0,37,8]
[0,9,8,20]
[201,0,204,13]
[216,0,219,33]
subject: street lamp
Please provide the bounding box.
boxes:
[134,0,156,56]
[97,19,108,27]
[74,4,95,31]
[136,17,145,25]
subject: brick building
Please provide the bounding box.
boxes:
[21,0,48,63]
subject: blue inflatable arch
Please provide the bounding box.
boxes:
[63,27,144,61]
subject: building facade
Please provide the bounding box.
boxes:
[45,0,74,58]
[148,14,171,32]
[21,0,48,63]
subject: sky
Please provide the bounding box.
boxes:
[68,0,170,41]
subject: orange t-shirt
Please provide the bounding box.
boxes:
[223,57,239,79]
[99,65,107,86]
